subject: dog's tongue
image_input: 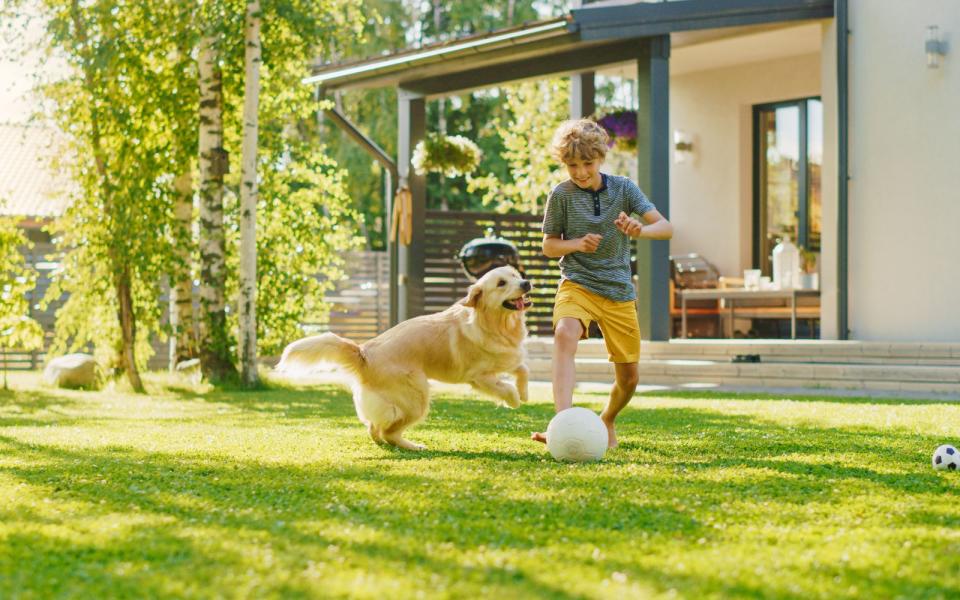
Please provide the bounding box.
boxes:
[515,297,530,311]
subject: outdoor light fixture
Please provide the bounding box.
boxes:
[673,130,694,164]
[926,25,947,68]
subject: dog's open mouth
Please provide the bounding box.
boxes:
[503,295,533,311]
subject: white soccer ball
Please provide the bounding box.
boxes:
[546,407,608,462]
[932,444,960,471]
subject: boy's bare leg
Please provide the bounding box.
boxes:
[532,318,582,443]
[600,361,639,448]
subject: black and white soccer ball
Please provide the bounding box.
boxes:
[932,444,959,471]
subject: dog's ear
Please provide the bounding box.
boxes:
[463,283,483,308]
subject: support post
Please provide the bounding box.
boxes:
[635,35,671,341]
[396,90,426,323]
[570,72,595,119]
[836,0,849,339]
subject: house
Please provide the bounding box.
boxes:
[0,124,70,231]
[304,0,959,393]
[0,123,72,365]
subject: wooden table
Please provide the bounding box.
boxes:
[679,288,821,339]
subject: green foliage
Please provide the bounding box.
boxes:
[412,132,483,177]
[0,217,43,352]
[224,143,363,356]
[467,79,570,214]
[323,1,572,239]
[217,0,366,356]
[2,376,960,597]
[418,0,568,40]
[8,0,367,369]
[30,0,188,372]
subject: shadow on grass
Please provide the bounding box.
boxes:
[0,387,84,427]
[166,381,356,421]
[0,434,652,598]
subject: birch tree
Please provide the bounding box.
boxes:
[170,171,196,367]
[169,41,200,369]
[238,0,261,386]
[197,18,236,382]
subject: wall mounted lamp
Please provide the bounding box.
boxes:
[673,130,694,164]
[926,25,947,68]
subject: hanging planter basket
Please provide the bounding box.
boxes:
[412,133,483,177]
[597,109,638,152]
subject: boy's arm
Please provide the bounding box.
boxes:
[542,233,602,258]
[614,210,673,240]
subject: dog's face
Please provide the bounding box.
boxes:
[463,266,533,312]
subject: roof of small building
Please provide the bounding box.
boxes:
[0,123,72,218]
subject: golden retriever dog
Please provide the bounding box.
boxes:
[276,266,532,450]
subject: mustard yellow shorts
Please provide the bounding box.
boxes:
[552,279,641,363]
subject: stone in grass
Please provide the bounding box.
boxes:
[43,353,101,389]
[175,358,202,383]
[175,358,201,373]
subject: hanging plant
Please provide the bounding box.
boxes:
[412,133,483,177]
[597,109,638,152]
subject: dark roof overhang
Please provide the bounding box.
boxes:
[303,0,834,96]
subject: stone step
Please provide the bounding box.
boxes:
[527,356,960,396]
[524,338,960,367]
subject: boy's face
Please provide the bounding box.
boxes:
[563,155,604,190]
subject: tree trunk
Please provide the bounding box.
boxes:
[170,170,196,368]
[69,0,145,391]
[197,33,236,381]
[116,266,144,393]
[239,0,261,387]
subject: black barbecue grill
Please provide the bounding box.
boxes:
[669,253,719,289]
[457,236,522,281]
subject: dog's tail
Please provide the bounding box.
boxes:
[275,333,365,376]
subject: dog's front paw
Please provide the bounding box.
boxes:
[504,387,522,409]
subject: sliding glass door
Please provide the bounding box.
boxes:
[753,98,822,275]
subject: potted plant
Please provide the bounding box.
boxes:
[798,246,819,290]
[411,132,482,177]
[596,109,638,152]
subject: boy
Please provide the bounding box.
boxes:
[532,118,673,448]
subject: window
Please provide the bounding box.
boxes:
[753,97,822,275]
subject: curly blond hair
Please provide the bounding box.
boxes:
[549,118,609,163]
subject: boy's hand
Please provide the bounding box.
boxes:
[614,211,643,238]
[576,234,602,253]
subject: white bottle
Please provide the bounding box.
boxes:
[771,236,800,290]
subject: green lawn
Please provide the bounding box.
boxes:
[2,371,959,599]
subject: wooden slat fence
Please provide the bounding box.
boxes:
[5,215,558,369]
[309,250,391,342]
[1,241,62,370]
[422,210,561,337]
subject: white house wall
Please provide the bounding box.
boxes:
[847,0,960,341]
[820,20,839,340]
[669,53,822,280]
